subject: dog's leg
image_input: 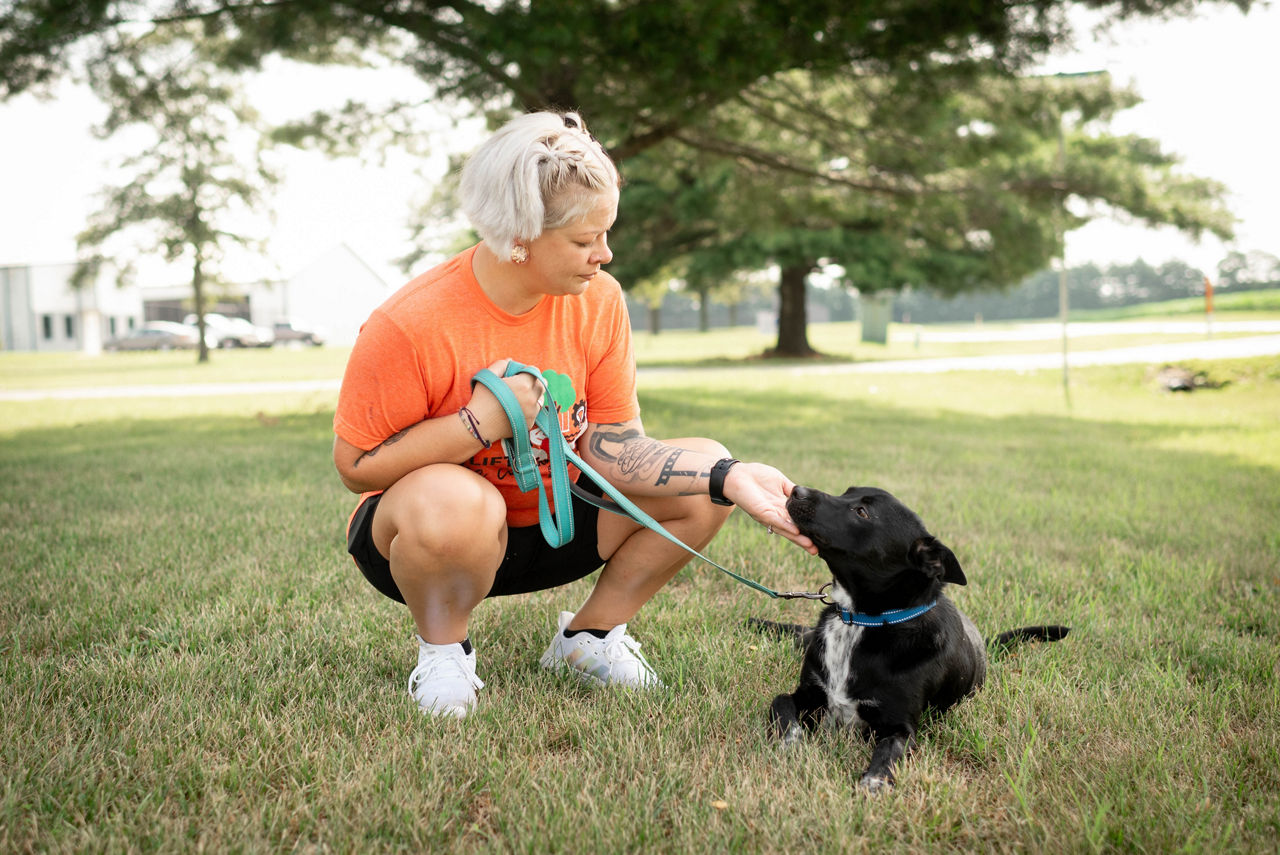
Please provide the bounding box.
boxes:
[769,694,806,746]
[859,728,916,794]
[769,685,827,747]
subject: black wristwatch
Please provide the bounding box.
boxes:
[709,457,740,506]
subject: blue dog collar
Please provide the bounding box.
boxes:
[838,601,937,627]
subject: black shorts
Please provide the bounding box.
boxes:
[346,474,607,602]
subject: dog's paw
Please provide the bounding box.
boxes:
[779,722,806,749]
[857,773,894,795]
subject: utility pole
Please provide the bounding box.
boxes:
[1057,115,1071,409]
[1048,70,1106,409]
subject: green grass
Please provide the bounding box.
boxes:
[1070,287,1280,321]
[2,347,1279,852]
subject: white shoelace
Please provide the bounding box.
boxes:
[600,627,653,672]
[407,650,484,696]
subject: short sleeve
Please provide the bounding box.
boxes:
[585,280,640,425]
[333,311,428,450]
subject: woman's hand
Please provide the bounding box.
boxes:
[723,462,817,555]
[466,359,547,441]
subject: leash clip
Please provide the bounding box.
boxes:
[773,582,834,603]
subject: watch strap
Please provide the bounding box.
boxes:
[709,458,740,506]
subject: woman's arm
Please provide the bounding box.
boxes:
[333,358,546,494]
[578,418,710,497]
[578,418,816,553]
[333,418,480,494]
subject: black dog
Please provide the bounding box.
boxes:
[756,485,1068,793]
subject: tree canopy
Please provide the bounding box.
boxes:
[609,67,1234,352]
[1,0,1255,355]
[2,0,1254,152]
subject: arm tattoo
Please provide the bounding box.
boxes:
[354,425,411,468]
[656,448,700,487]
[590,425,700,489]
[588,426,643,463]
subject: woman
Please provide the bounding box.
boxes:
[333,111,814,718]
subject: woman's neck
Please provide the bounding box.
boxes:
[472,243,542,315]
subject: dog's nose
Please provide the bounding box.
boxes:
[786,486,814,517]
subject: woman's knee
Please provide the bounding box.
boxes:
[374,465,506,560]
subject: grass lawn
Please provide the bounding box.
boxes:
[1,344,1277,852]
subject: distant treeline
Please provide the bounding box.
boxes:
[628,252,1280,331]
[893,255,1279,324]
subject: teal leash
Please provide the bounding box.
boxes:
[470,361,825,601]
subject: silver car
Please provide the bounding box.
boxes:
[105,321,200,351]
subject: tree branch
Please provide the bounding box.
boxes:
[669,130,926,197]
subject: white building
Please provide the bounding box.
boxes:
[0,262,142,354]
[247,244,391,346]
[0,244,390,352]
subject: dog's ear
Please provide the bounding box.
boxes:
[909,536,966,586]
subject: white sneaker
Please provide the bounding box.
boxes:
[407,636,484,718]
[539,611,664,688]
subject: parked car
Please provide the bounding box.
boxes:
[105,321,200,351]
[183,313,274,348]
[271,320,325,347]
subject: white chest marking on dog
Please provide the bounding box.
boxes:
[817,583,869,729]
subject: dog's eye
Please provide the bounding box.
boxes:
[854,506,870,519]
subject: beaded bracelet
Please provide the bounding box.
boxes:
[458,406,491,448]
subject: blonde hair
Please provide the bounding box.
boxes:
[459,111,620,261]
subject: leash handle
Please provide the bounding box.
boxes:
[470,361,784,597]
[471,361,575,548]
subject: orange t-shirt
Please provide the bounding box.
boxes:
[334,244,640,528]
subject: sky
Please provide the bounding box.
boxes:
[1033,2,1279,274]
[0,2,1276,288]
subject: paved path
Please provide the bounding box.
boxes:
[914,319,1280,342]
[3,325,1278,401]
[795,333,1280,376]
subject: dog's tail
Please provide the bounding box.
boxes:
[745,618,812,650]
[988,625,1070,653]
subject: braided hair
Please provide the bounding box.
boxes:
[460,111,620,262]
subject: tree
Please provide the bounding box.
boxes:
[72,25,279,363]
[4,1,1256,152]
[612,68,1235,355]
[5,0,1252,356]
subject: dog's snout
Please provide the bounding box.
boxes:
[786,485,816,524]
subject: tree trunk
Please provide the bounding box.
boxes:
[193,252,209,364]
[648,304,661,335]
[698,292,710,332]
[773,262,816,357]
